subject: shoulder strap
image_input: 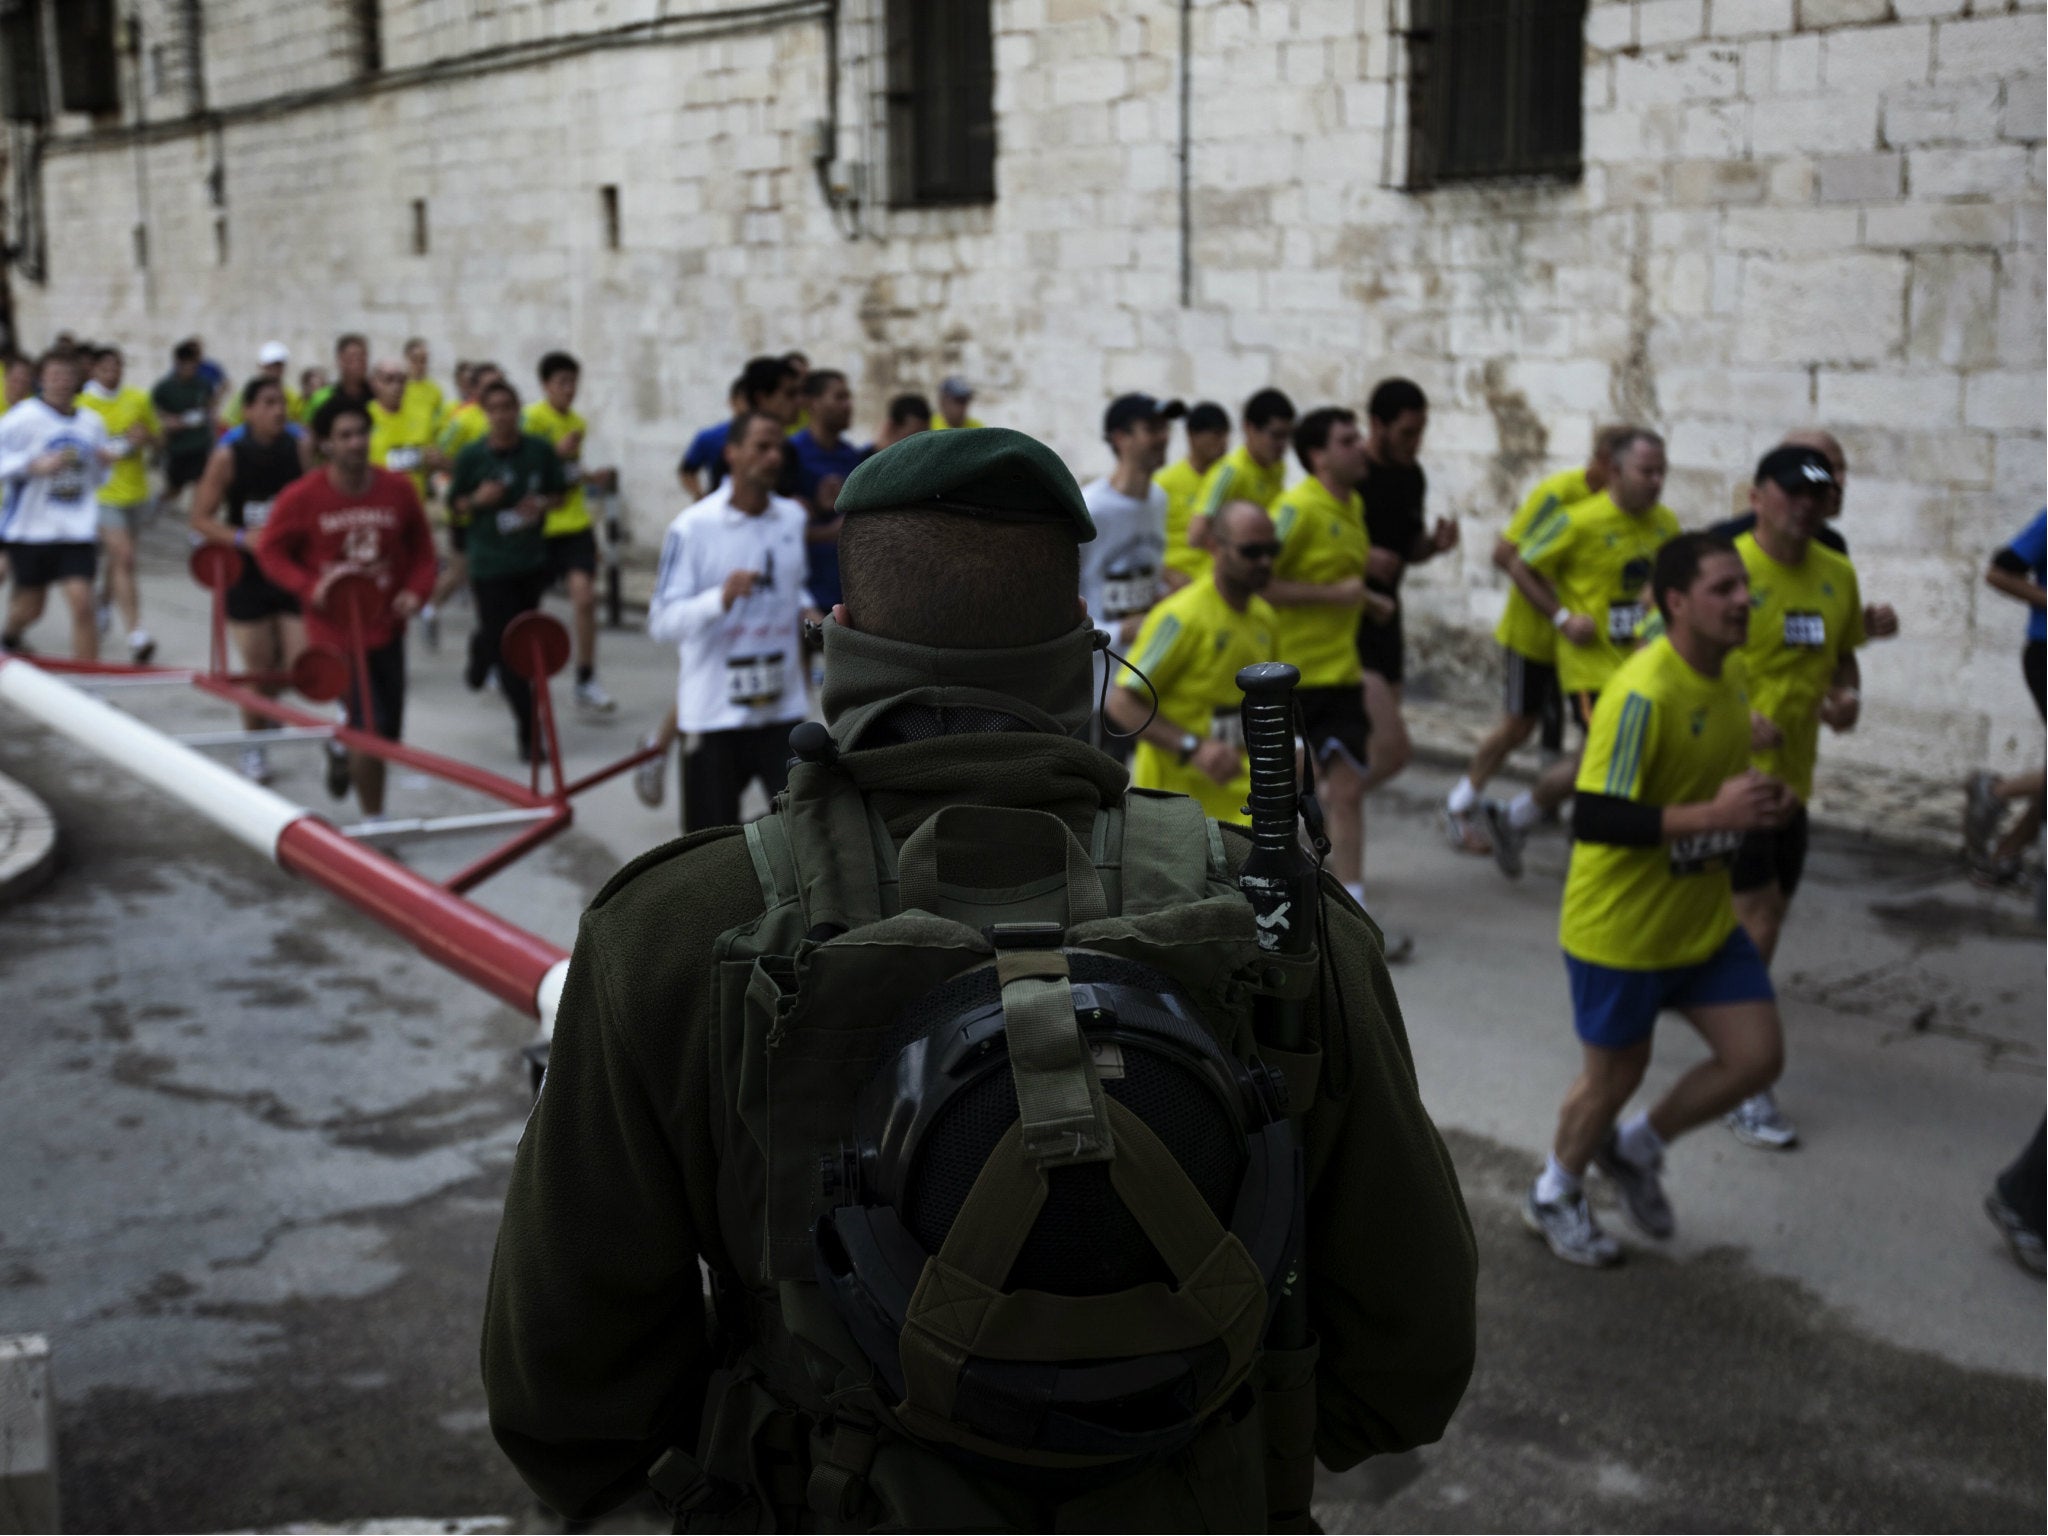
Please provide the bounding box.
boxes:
[742,816,801,913]
[1102,790,1230,915]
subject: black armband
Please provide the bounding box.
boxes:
[1572,792,1664,847]
[1992,547,2030,577]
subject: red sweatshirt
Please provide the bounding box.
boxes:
[256,466,437,651]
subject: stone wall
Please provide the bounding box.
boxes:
[10,0,2045,788]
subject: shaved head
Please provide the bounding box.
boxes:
[1212,499,1273,546]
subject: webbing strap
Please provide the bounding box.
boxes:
[1118,791,1224,913]
[780,761,887,933]
[743,817,800,911]
[896,804,1109,928]
[996,949,1114,1167]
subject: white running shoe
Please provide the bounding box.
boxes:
[633,735,667,808]
[575,677,618,713]
[239,746,272,785]
[1593,1132,1675,1239]
[1725,1091,1799,1150]
[128,629,156,665]
[1522,1181,1623,1268]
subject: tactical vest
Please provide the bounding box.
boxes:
[657,754,1325,1532]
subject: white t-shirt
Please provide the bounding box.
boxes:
[1080,475,1168,696]
[0,398,111,545]
[647,483,814,735]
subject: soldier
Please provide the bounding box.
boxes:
[482,428,1476,1530]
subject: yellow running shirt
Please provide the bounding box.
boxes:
[930,415,985,431]
[402,378,447,443]
[1563,637,1752,970]
[368,400,436,499]
[1195,445,1287,523]
[1270,474,1369,689]
[1155,457,1213,583]
[1522,492,1682,698]
[79,385,159,508]
[1495,466,1593,665]
[1121,576,1278,825]
[1733,530,1865,804]
[523,400,590,537]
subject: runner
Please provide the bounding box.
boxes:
[255,396,438,819]
[4,355,33,409]
[524,350,616,712]
[220,342,305,429]
[1443,424,1634,852]
[1104,498,1279,825]
[448,377,564,762]
[1524,532,1794,1267]
[0,351,114,659]
[402,338,446,439]
[1355,377,1457,800]
[1484,429,1681,877]
[310,334,375,417]
[1155,399,1230,591]
[79,345,162,662]
[368,358,442,502]
[429,361,503,653]
[1080,392,1178,752]
[781,350,812,435]
[931,374,984,430]
[646,411,812,831]
[1190,388,1295,562]
[1267,407,1402,940]
[678,356,799,500]
[786,367,866,613]
[875,392,933,450]
[190,377,315,783]
[151,340,216,514]
[1964,508,2047,885]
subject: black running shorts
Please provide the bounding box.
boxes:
[1732,803,1810,899]
[2,540,95,589]
[544,528,599,581]
[1296,684,1371,774]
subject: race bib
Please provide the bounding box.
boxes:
[385,447,421,473]
[1782,610,1826,649]
[1607,601,1646,642]
[495,509,529,534]
[49,466,86,501]
[1210,706,1245,750]
[726,652,786,707]
[182,410,205,428]
[1668,828,1743,876]
[1101,568,1157,620]
[241,498,273,529]
[561,462,584,486]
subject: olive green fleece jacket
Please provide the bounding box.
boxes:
[481,621,1477,1524]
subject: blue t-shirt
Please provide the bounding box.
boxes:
[788,428,869,608]
[2008,510,2046,644]
[680,421,730,489]
[198,359,227,394]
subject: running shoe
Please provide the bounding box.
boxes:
[1441,804,1492,855]
[324,741,352,800]
[633,735,667,808]
[1985,1188,2046,1276]
[1482,799,1526,880]
[575,677,618,713]
[1964,770,2003,864]
[1593,1132,1675,1240]
[463,651,489,692]
[239,746,272,786]
[1725,1091,1799,1150]
[1522,1181,1622,1268]
[128,630,156,665]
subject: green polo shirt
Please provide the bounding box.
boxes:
[450,433,566,582]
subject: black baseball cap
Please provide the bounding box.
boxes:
[1103,392,1188,437]
[1185,400,1230,435]
[1755,445,1837,495]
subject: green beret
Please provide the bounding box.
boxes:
[835,426,1095,541]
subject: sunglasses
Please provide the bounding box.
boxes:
[1231,542,1281,560]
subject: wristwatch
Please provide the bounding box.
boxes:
[1176,732,1200,764]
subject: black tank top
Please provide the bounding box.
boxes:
[227,430,304,530]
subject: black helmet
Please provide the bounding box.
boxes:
[815,945,1300,1473]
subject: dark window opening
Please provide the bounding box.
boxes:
[410,198,428,255]
[885,0,995,207]
[0,0,48,123]
[214,216,228,265]
[132,222,148,269]
[1406,0,1585,187]
[600,184,620,250]
[54,0,120,115]
[356,0,382,74]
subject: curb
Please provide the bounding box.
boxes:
[0,768,59,906]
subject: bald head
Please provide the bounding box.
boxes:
[1211,499,1277,598]
[1212,499,1273,547]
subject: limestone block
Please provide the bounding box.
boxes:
[1712,0,1796,37]
[1823,23,1933,97]
[1769,155,1820,200]
[1669,415,1767,467]
[1774,33,1823,93]
[1964,370,2048,432]
[1907,250,2000,365]
[2004,73,2047,143]
[1797,0,1891,25]
[1839,476,1960,551]
[1735,252,1909,364]
[1937,15,2048,84]
[1673,156,1773,202]
[1586,1,1636,50]
[1511,358,1618,413]
[1863,200,2011,245]
[1751,92,1882,155]
[1639,0,1709,45]
[1816,151,1904,201]
[1994,432,2048,505]
[1817,365,1965,426]
[1051,55,1126,105]
[1911,145,2034,197]
[1294,0,1361,40]
[1833,425,1993,485]
[1661,365,1817,418]
[1613,45,1744,107]
[1722,204,1862,249]
[1882,80,2003,145]
[1892,0,1968,16]
[1681,101,1753,156]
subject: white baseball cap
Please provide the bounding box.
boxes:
[257,341,289,365]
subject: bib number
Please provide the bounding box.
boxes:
[385,447,421,473]
[1101,569,1157,620]
[1607,602,1646,643]
[241,498,274,529]
[49,468,86,501]
[727,652,786,707]
[1782,610,1826,649]
[1210,706,1245,750]
[495,509,529,534]
[1668,828,1743,876]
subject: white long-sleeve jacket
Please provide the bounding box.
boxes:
[0,398,111,544]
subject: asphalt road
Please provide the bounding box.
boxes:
[0,545,2040,1532]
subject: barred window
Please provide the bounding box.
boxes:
[53,0,120,116]
[885,0,995,207]
[0,0,48,123]
[1407,0,1585,187]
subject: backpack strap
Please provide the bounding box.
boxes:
[743,815,801,914]
[771,760,898,936]
[1102,789,1231,915]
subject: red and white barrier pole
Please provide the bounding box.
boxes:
[0,653,571,1031]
